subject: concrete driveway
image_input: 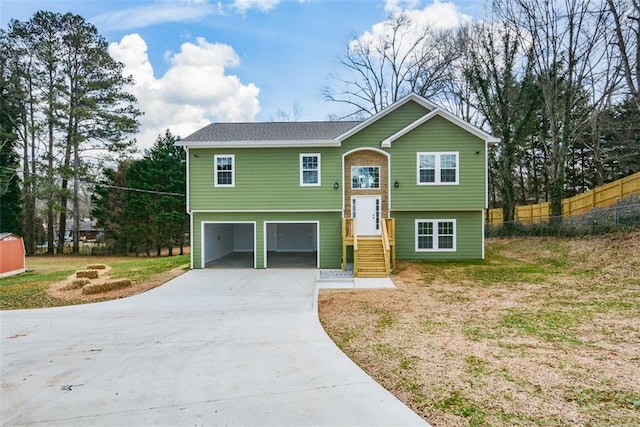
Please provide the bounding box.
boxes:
[1,269,428,426]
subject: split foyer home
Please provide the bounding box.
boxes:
[177,94,499,277]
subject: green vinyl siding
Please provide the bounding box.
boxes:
[192,211,341,269]
[388,116,486,210]
[342,101,430,149]
[189,147,342,211]
[393,210,483,260]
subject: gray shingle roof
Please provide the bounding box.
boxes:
[182,121,361,142]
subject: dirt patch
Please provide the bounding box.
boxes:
[48,264,186,303]
[319,233,640,426]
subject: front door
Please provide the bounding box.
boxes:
[352,196,380,236]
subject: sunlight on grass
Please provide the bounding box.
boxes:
[0,255,189,310]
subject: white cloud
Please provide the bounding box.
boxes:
[109,34,260,148]
[93,0,279,31]
[93,1,219,31]
[384,0,421,15]
[354,0,472,55]
[380,0,472,32]
[231,0,280,13]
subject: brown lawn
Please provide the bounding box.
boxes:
[318,233,640,426]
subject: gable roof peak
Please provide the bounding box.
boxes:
[381,107,500,146]
[335,93,438,141]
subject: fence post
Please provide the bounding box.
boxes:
[619,180,623,199]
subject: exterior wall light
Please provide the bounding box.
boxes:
[394,180,400,188]
[334,182,339,189]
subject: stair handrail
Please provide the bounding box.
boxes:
[381,218,391,275]
[352,219,358,275]
[343,217,353,239]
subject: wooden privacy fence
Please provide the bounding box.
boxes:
[487,171,640,225]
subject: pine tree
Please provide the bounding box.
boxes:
[0,30,22,235]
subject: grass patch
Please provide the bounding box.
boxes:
[499,308,584,344]
[462,322,497,342]
[0,255,189,310]
[464,355,489,376]
[565,386,640,409]
[331,326,361,351]
[434,390,485,426]
[359,302,395,333]
[109,256,189,282]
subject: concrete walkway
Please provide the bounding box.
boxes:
[1,269,428,426]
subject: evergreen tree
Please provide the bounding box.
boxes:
[93,130,187,255]
[92,161,130,254]
[0,30,22,235]
[7,11,140,254]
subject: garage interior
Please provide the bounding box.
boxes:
[266,222,318,268]
[203,222,318,268]
[204,223,255,268]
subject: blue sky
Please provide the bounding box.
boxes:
[0,0,484,147]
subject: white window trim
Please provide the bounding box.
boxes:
[214,154,235,187]
[417,152,459,185]
[300,153,321,186]
[351,165,381,190]
[415,219,457,252]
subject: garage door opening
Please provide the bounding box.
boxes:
[265,222,318,268]
[203,222,255,268]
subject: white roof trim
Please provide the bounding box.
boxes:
[381,108,501,147]
[335,93,437,142]
[176,139,340,148]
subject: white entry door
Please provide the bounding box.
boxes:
[352,196,381,236]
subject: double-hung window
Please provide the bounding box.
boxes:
[415,219,456,251]
[300,154,321,186]
[417,152,459,185]
[214,154,234,187]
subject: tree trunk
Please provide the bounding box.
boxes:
[21,103,36,255]
[56,132,72,255]
[499,128,516,225]
[72,119,80,254]
[519,167,527,205]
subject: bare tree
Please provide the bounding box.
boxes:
[272,101,303,122]
[495,0,618,222]
[464,22,539,224]
[323,13,463,118]
[607,0,640,108]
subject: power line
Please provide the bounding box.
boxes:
[0,165,185,197]
[91,183,184,197]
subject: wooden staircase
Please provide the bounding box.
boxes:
[354,237,388,277]
[342,218,395,278]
